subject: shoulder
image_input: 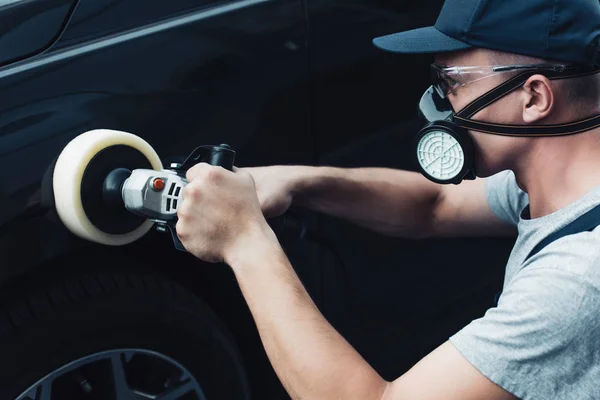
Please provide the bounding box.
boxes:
[460,263,600,344]
[502,235,600,340]
[526,227,600,287]
[450,262,600,399]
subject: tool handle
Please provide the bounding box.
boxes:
[159,223,187,252]
[207,144,235,171]
[177,144,236,173]
[166,144,236,253]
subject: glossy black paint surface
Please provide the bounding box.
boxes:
[1,2,310,396]
[303,0,515,381]
[0,0,515,398]
[0,0,311,271]
[0,0,77,66]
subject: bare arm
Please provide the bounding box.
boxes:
[228,232,517,400]
[272,166,517,239]
[177,164,519,400]
[291,167,441,238]
[431,176,517,237]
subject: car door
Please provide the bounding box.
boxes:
[0,0,78,66]
[304,0,517,380]
[0,0,313,276]
[0,0,312,397]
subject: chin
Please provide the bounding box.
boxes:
[474,155,504,178]
[475,170,496,179]
[469,132,513,178]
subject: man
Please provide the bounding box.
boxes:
[176,0,600,398]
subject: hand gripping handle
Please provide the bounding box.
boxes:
[164,144,237,252]
[176,144,236,173]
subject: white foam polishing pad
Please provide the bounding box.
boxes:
[53,129,163,246]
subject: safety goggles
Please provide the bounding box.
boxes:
[430,63,569,98]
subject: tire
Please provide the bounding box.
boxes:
[0,272,251,400]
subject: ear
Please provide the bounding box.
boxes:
[522,74,554,123]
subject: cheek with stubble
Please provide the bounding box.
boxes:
[464,93,525,177]
[470,130,526,177]
[469,131,488,177]
[469,131,507,178]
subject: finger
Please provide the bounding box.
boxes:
[176,196,192,218]
[230,166,251,180]
[181,182,202,203]
[186,162,210,181]
[174,219,187,239]
[238,168,257,186]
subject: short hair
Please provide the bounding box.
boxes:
[486,50,600,115]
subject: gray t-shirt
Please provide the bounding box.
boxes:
[449,170,600,400]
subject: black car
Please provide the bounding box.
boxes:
[0,0,514,398]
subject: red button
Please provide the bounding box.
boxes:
[153,178,165,191]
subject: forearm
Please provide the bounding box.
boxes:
[291,166,442,238]
[228,229,389,400]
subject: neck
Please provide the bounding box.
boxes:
[513,127,600,219]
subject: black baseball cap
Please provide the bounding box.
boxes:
[373,0,600,67]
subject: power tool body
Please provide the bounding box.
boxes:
[52,129,235,251]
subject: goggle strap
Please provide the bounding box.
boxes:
[457,67,600,120]
[453,67,600,137]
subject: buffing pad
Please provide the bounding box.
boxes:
[53,129,163,246]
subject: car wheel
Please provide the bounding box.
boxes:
[0,272,251,400]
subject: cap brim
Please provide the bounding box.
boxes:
[373,26,472,54]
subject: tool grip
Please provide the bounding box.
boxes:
[166,144,236,253]
[207,144,235,171]
[177,144,236,173]
[163,224,187,252]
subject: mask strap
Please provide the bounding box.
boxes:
[454,114,600,136]
[454,67,600,137]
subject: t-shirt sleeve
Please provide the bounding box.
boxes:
[449,266,600,400]
[485,170,529,226]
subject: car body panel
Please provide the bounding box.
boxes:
[0,0,77,67]
[0,0,311,274]
[0,0,515,397]
[305,0,515,379]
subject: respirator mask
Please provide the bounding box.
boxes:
[414,63,600,185]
